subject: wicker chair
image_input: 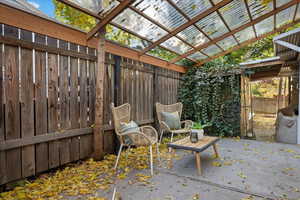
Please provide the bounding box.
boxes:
[156,102,193,143]
[111,103,160,176]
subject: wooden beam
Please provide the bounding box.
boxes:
[243,0,258,38]
[55,0,103,20]
[105,41,186,73]
[171,0,299,63]
[87,0,133,39]
[274,40,300,52]
[0,3,185,73]
[138,0,234,55]
[241,60,285,69]
[196,19,300,66]
[93,28,106,160]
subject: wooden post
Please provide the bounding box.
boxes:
[114,55,121,106]
[93,28,106,160]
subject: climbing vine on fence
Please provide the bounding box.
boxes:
[178,60,241,137]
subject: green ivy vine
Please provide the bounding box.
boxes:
[178,60,241,137]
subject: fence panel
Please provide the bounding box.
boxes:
[0,23,183,186]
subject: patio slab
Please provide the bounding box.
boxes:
[102,138,300,200]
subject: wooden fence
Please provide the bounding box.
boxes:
[0,24,182,185]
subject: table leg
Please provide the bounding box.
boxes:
[168,148,175,169]
[213,143,219,158]
[195,152,202,175]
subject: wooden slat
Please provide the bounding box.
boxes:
[35,35,49,173]
[69,56,80,162]
[0,128,93,151]
[59,53,71,165]
[48,52,60,169]
[88,61,96,126]
[4,44,22,182]
[20,47,35,177]
[0,40,6,184]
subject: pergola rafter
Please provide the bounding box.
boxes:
[170,0,300,64]
[243,0,258,38]
[196,18,300,66]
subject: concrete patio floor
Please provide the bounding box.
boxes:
[101,138,300,200]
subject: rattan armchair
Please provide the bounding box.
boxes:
[156,102,193,143]
[111,103,160,176]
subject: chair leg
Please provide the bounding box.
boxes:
[125,146,131,161]
[170,132,174,142]
[159,130,164,144]
[156,143,161,163]
[149,145,153,176]
[114,144,123,170]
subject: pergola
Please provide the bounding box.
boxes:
[47,0,300,66]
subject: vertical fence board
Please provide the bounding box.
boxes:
[4,45,21,182]
[48,53,60,169]
[69,57,80,162]
[88,61,95,126]
[20,47,35,177]
[0,41,6,184]
[35,43,49,173]
[59,55,71,165]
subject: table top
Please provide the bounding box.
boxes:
[167,136,219,152]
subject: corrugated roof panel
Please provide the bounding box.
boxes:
[133,0,187,30]
[276,0,293,7]
[196,12,229,39]
[171,0,212,19]
[247,0,273,19]
[112,8,168,42]
[147,46,178,61]
[160,36,193,54]
[217,36,238,50]
[276,5,296,28]
[234,26,255,43]
[202,44,222,56]
[219,0,250,30]
[69,0,119,15]
[177,25,209,47]
[212,0,223,4]
[255,16,274,36]
[175,58,196,66]
[188,52,208,61]
[106,25,151,51]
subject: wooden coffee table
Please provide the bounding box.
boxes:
[167,136,220,175]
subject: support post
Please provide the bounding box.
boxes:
[93,28,106,160]
[114,55,121,106]
[298,61,300,144]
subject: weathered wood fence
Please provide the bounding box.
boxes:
[0,24,182,185]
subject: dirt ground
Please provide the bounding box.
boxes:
[253,112,276,142]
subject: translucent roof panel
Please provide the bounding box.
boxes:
[277,0,293,8]
[132,0,187,30]
[106,25,151,51]
[219,0,250,30]
[175,59,196,66]
[147,46,178,62]
[171,0,212,19]
[247,0,273,19]
[188,52,208,61]
[276,6,296,28]
[211,0,223,4]
[201,44,222,56]
[112,8,168,42]
[234,26,256,43]
[196,12,229,39]
[68,0,119,16]
[255,16,274,36]
[217,36,238,50]
[160,37,193,54]
[295,3,300,19]
[177,25,209,47]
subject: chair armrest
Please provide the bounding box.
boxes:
[140,126,159,142]
[119,131,153,145]
[159,121,171,132]
[181,120,193,129]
